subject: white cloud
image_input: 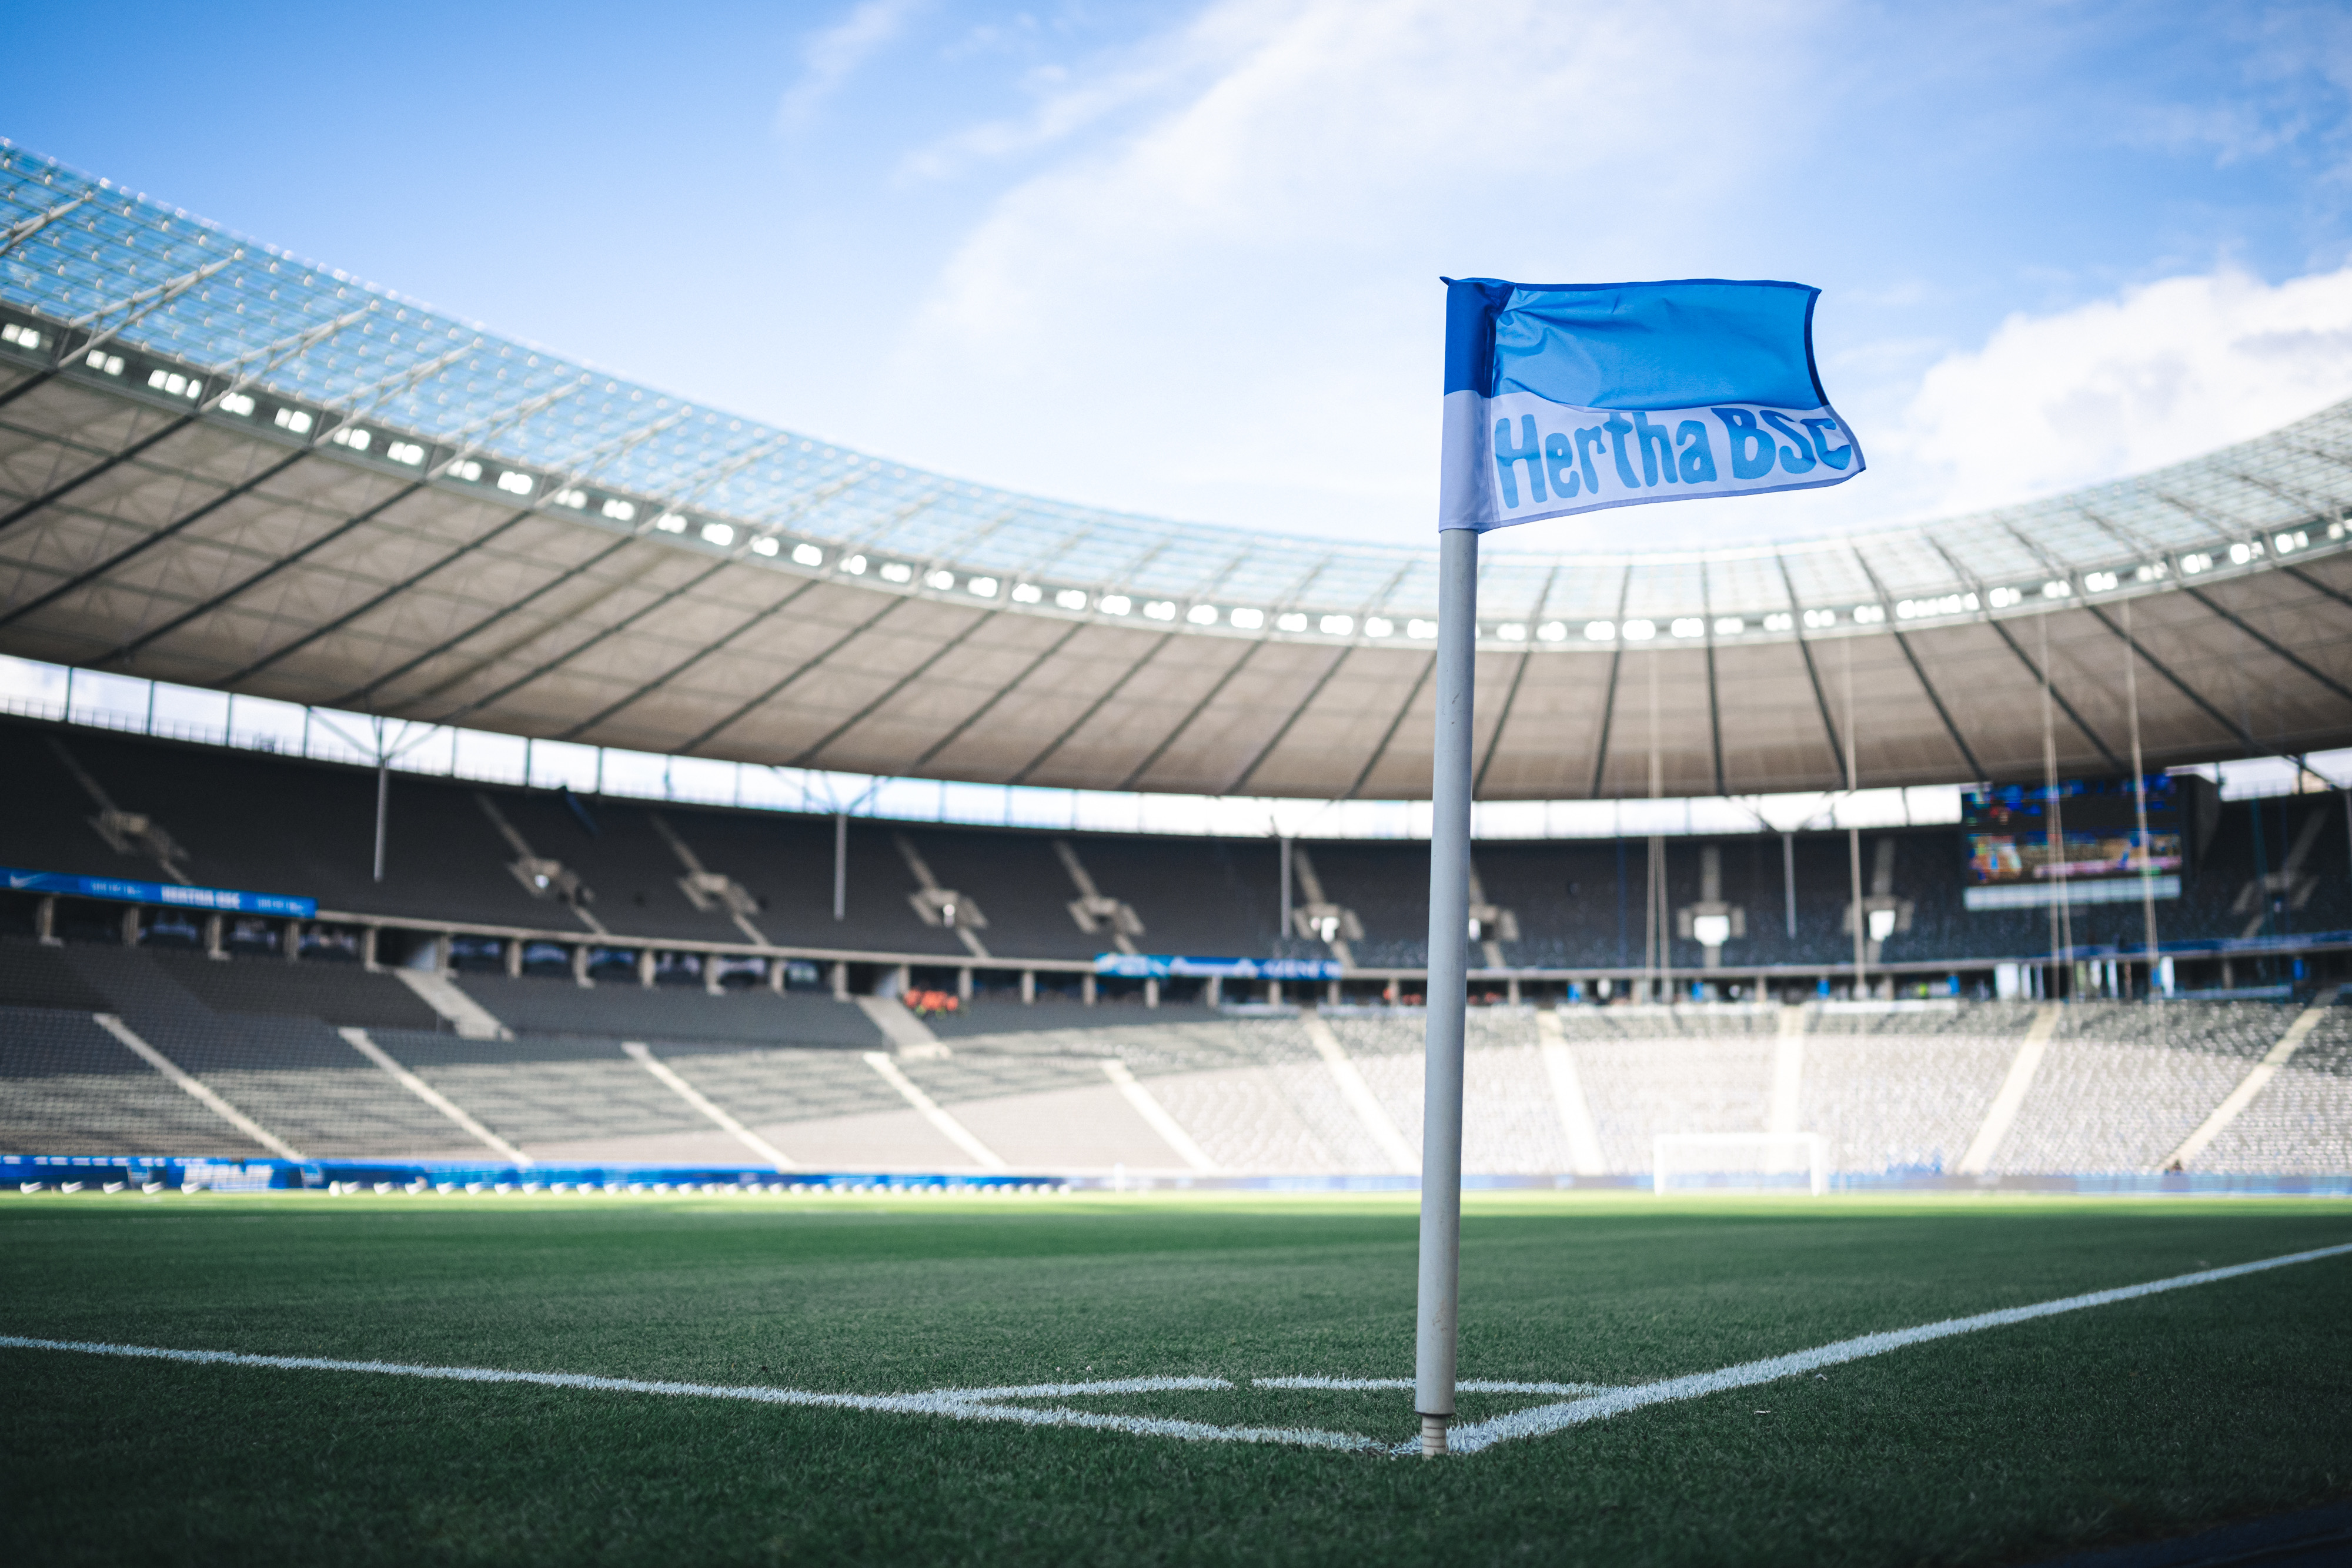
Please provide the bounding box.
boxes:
[779,0,923,130]
[877,0,1833,544]
[1889,263,2352,512]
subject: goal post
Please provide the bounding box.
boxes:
[1653,1132,1829,1196]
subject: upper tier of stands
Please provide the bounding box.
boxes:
[2,715,2344,981]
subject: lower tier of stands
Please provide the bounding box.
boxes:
[3,937,2346,1178]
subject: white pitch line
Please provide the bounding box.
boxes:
[11,1242,2346,1462]
[0,1338,1379,1453]
[1254,1376,1616,1395]
[1417,1239,2352,1456]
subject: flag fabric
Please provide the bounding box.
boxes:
[1439,277,1863,532]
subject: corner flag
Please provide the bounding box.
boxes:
[1439,277,1864,531]
[1414,277,1862,1458]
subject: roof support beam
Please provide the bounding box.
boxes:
[1982,614,2129,773]
[1004,632,1177,787]
[1226,646,1352,797]
[1773,553,1849,790]
[908,620,1091,773]
[1344,653,1435,801]
[1850,544,1985,779]
[789,610,1000,769]
[2071,603,2250,752]
[1472,649,1532,798]
[1585,567,1634,798]
[0,446,314,633]
[2179,584,2352,706]
[553,577,826,741]
[2281,563,2352,616]
[1117,640,1264,792]
[677,594,914,754]
[89,479,429,670]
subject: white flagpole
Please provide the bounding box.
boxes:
[1414,521,1478,1456]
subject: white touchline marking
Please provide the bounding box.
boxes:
[1414,1239,2352,1456]
[0,1339,1381,1453]
[6,1241,2345,1460]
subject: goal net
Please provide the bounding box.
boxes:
[1652,1132,1829,1196]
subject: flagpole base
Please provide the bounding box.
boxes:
[1419,1413,1450,1457]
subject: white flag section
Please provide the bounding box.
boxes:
[1415,276,1863,1457]
[1437,277,1865,531]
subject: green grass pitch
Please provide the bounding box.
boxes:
[4,1191,2349,1566]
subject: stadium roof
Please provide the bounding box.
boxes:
[2,142,2348,802]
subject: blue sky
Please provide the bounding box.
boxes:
[9,1,2352,549]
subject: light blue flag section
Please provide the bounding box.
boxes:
[1439,277,1863,531]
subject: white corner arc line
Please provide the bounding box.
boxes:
[1416,1239,2352,1456]
[92,1012,305,1161]
[623,1042,796,1171]
[340,1027,529,1165]
[1255,1376,1616,1395]
[1300,1013,1417,1173]
[861,1052,1007,1171]
[2164,1004,2330,1171]
[1100,1059,1218,1172]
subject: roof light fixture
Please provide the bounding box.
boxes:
[1852,604,1885,623]
[1671,617,1704,637]
[2271,531,2306,555]
[553,488,586,508]
[606,500,640,521]
[880,561,913,583]
[1623,618,1656,640]
[330,426,370,451]
[1056,589,1088,610]
[1365,617,1395,637]
[1320,614,1355,636]
[1585,621,1616,641]
[274,407,313,434]
[2181,553,2210,574]
[751,536,779,556]
[1801,609,1835,628]
[218,391,255,416]
[85,350,123,375]
[791,542,823,566]
[1187,604,1219,625]
[1100,594,1131,615]
[842,554,868,575]
[387,441,425,466]
[927,569,956,590]
[1408,618,1439,639]
[968,576,998,598]
[1144,600,1177,621]
[2135,562,2167,582]
[651,510,684,533]
[2039,580,2070,599]
[701,522,734,546]
[497,470,533,495]
[1987,586,2023,607]
[1713,616,1743,636]
[0,323,40,350]
[1763,612,1795,631]
[1229,607,1264,629]
[447,458,482,481]
[2083,571,2118,592]
[1536,620,1566,641]
[1495,621,1525,641]
[1277,612,1308,632]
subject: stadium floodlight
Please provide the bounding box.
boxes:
[1407,618,1438,638]
[841,553,868,574]
[1671,617,1703,637]
[2181,553,2210,573]
[497,471,533,495]
[1867,907,1898,942]
[218,390,255,416]
[1495,621,1525,640]
[1100,594,1131,614]
[927,569,956,589]
[1366,616,1394,636]
[1278,612,1308,631]
[1653,1133,1828,1196]
[1713,616,1743,635]
[1057,589,1089,610]
[1691,913,1731,947]
[792,543,823,566]
[1186,604,1218,625]
[1144,600,1176,620]
[703,522,736,546]
[1623,619,1655,640]
[1583,621,1614,641]
[880,561,913,583]
[1229,607,1264,628]
[1763,612,1793,630]
[1322,614,1355,635]
[968,576,999,597]
[751,536,779,557]
[1011,581,1041,601]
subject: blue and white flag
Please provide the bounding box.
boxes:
[1439,277,1863,531]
